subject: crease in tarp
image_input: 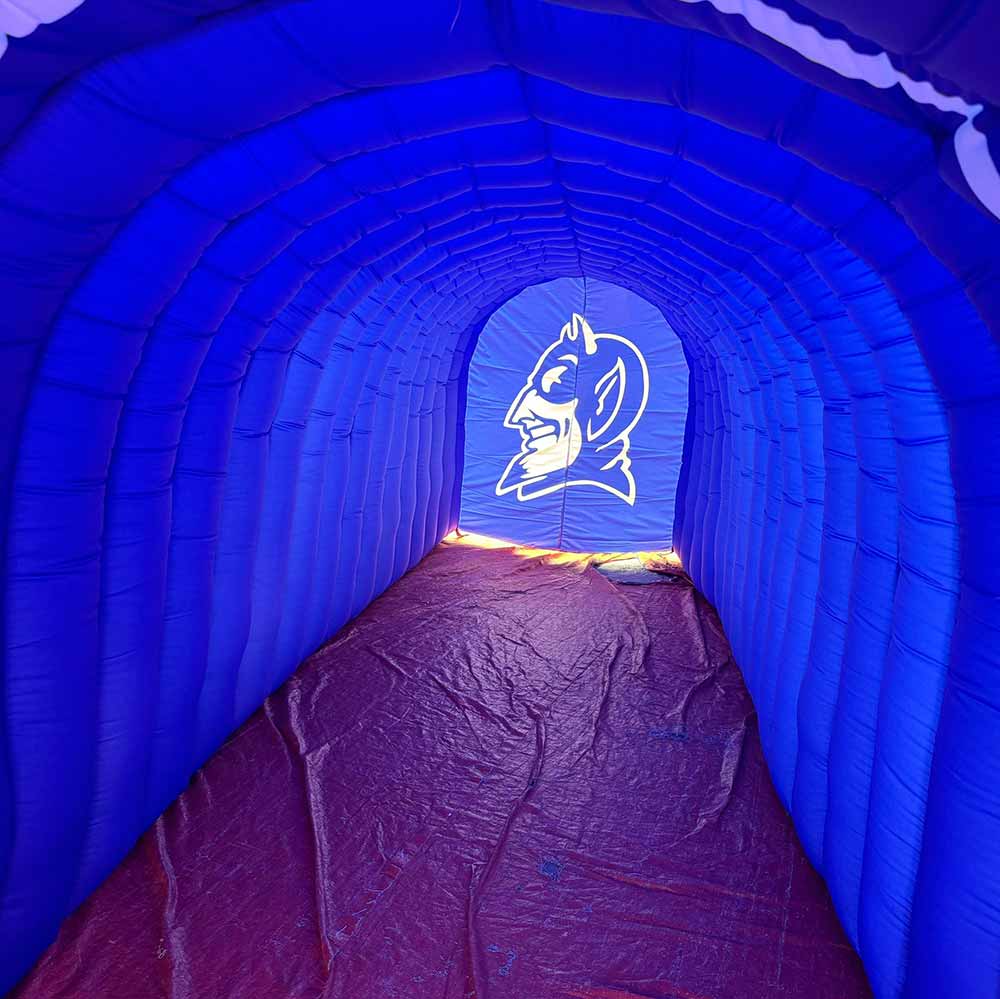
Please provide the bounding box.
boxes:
[267,695,336,978]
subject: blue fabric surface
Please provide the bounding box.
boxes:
[0,1,998,996]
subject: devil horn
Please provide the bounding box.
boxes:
[572,313,599,355]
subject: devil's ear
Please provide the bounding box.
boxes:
[587,357,627,441]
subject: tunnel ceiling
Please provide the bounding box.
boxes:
[0,1,999,996]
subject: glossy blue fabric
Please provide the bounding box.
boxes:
[0,1,998,996]
[459,277,688,551]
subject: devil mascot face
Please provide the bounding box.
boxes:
[495,313,650,505]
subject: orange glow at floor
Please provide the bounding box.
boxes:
[443,529,683,571]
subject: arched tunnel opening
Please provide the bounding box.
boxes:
[460,278,689,551]
[1,1,999,996]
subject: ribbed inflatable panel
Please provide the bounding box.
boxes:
[0,1,998,995]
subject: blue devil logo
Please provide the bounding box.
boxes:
[495,313,650,505]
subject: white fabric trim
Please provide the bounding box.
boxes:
[676,0,1000,220]
[0,0,87,60]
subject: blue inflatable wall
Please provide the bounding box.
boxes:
[460,277,689,551]
[0,0,998,995]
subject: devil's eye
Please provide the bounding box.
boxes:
[541,365,569,393]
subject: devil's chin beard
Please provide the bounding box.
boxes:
[516,447,559,480]
[515,427,573,479]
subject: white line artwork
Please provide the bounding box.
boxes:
[495,313,650,506]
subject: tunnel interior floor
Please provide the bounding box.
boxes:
[15,538,872,999]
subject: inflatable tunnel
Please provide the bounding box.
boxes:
[1,1,999,995]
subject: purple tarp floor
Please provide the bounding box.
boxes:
[14,537,872,999]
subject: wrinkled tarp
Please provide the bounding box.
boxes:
[14,539,871,998]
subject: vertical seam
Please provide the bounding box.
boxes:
[555,277,587,550]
